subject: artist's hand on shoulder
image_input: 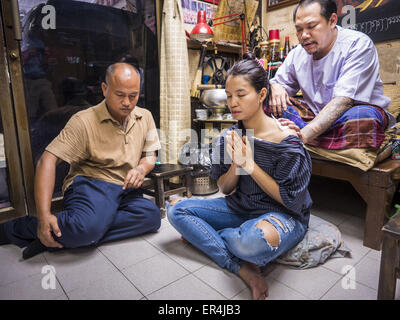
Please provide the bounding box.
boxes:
[269,83,291,117]
[123,167,145,189]
[277,118,304,142]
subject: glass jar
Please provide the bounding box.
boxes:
[259,40,270,69]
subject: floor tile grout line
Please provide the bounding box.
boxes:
[158,242,214,274]
[349,251,381,291]
[317,253,379,300]
[266,264,347,300]
[43,252,70,300]
[317,274,379,300]
[353,280,379,293]
[230,286,250,300]
[0,269,42,289]
[141,231,183,253]
[142,272,194,299]
[318,271,347,300]
[190,271,231,300]
[142,273,196,299]
[334,249,381,291]
[0,249,51,288]
[119,250,175,271]
[310,211,350,227]
[95,247,147,299]
[116,250,194,297]
[144,272,229,300]
[318,252,371,300]
[96,238,163,270]
[0,252,69,300]
[264,276,312,300]
[96,237,215,298]
[265,271,314,300]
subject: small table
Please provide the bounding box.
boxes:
[142,164,193,218]
[378,213,400,299]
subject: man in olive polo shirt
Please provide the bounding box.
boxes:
[0,62,162,259]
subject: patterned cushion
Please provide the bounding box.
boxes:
[275,215,351,269]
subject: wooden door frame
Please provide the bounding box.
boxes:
[0,2,29,222]
[0,0,37,220]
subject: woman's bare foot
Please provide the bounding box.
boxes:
[238,262,269,300]
[180,236,190,245]
[170,198,183,206]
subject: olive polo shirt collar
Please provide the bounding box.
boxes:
[97,100,143,129]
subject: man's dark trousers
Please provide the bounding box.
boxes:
[3,176,161,248]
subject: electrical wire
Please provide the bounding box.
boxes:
[261,26,269,39]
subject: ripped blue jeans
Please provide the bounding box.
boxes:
[167,197,307,275]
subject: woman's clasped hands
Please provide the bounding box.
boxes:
[226,130,255,174]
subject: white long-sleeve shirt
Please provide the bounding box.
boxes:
[270,25,395,127]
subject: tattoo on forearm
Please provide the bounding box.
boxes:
[302,96,354,141]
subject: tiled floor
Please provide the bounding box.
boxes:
[0,176,399,300]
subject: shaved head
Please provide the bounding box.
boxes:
[105,62,140,85]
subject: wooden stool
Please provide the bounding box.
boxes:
[142,164,193,218]
[378,213,400,299]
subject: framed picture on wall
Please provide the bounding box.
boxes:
[337,0,400,43]
[266,0,299,11]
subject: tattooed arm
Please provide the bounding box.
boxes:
[300,96,354,144]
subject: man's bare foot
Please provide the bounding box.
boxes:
[238,262,269,300]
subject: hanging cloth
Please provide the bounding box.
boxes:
[160,0,191,163]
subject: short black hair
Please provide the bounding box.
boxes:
[293,0,337,22]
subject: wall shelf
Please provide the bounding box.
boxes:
[193,119,237,124]
[187,39,242,55]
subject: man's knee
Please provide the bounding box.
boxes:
[343,105,381,122]
[146,202,161,232]
[56,211,108,248]
[134,199,161,232]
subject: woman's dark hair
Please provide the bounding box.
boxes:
[226,52,269,108]
[293,0,337,22]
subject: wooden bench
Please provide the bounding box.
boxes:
[311,157,400,250]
